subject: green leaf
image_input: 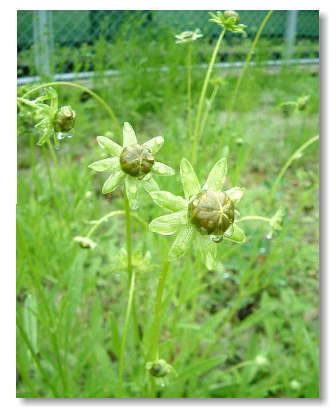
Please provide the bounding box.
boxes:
[142,175,160,193]
[223,223,246,243]
[168,225,194,260]
[97,136,122,156]
[226,186,245,203]
[123,122,137,147]
[150,191,188,212]
[149,211,187,236]
[197,235,217,270]
[102,171,125,194]
[143,136,164,154]
[125,176,139,210]
[152,162,175,176]
[204,158,227,191]
[180,158,201,199]
[23,294,38,356]
[88,157,120,172]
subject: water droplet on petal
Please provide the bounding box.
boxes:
[57,132,65,140]
[211,235,223,243]
[266,233,273,240]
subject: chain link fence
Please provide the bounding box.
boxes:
[17,10,319,83]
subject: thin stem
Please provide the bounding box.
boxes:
[46,140,58,164]
[117,252,136,395]
[187,43,193,140]
[148,260,171,361]
[117,190,136,396]
[237,215,272,224]
[86,210,147,239]
[22,81,121,135]
[225,11,274,127]
[272,135,319,194]
[123,191,133,284]
[191,29,226,165]
[199,85,219,139]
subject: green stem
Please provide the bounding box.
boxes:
[124,191,133,284]
[199,85,219,139]
[237,215,272,224]
[191,28,226,165]
[187,43,193,141]
[86,210,147,239]
[117,190,136,396]
[117,253,136,395]
[225,11,273,127]
[148,260,171,361]
[47,140,58,164]
[272,135,319,194]
[22,81,121,135]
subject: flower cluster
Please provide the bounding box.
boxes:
[209,10,247,34]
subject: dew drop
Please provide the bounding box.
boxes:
[211,235,223,243]
[57,132,65,140]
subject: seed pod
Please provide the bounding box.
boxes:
[146,360,171,378]
[188,190,235,236]
[120,144,154,178]
[224,10,240,23]
[54,106,76,132]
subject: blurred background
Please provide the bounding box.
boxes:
[17,10,320,398]
[17,10,319,82]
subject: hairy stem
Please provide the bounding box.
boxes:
[191,29,226,165]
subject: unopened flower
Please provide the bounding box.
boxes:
[20,87,76,146]
[88,122,175,210]
[149,158,246,269]
[73,236,97,249]
[146,359,173,378]
[175,29,203,44]
[54,105,76,133]
[209,11,247,34]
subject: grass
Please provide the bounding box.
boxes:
[17,22,319,398]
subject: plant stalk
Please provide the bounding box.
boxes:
[224,11,274,127]
[187,43,193,141]
[22,81,121,135]
[191,28,226,165]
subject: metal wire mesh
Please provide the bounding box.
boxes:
[17,10,319,80]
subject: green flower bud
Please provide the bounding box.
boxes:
[54,106,76,132]
[146,359,172,378]
[73,236,97,249]
[188,190,235,236]
[120,144,154,178]
[224,10,240,23]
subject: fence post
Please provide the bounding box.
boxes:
[33,10,54,78]
[284,10,298,60]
